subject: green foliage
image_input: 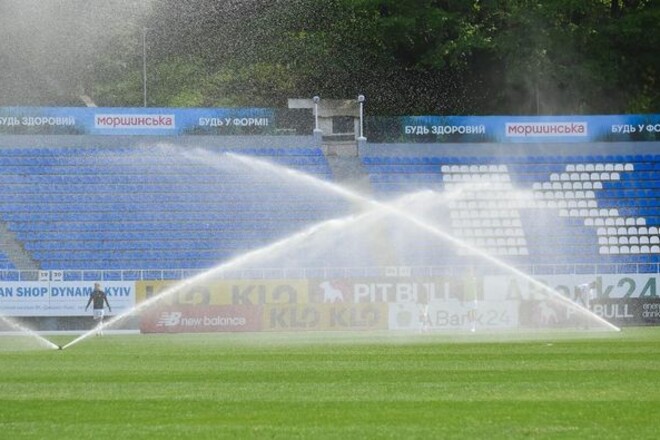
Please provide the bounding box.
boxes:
[148,58,207,107]
[484,0,659,114]
[2,0,657,114]
[205,63,297,107]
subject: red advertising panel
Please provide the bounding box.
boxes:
[140,305,262,333]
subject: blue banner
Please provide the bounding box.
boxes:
[2,108,658,142]
[0,107,275,136]
[368,114,660,143]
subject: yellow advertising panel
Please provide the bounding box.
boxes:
[263,303,388,331]
[135,280,309,306]
[306,277,482,303]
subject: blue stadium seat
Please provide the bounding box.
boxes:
[0,145,345,271]
[3,145,660,272]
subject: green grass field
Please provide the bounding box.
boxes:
[1,328,659,439]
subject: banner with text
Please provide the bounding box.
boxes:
[131,276,657,332]
[484,274,660,326]
[368,114,660,143]
[140,305,263,333]
[388,300,519,331]
[0,281,135,317]
[0,107,274,136]
[136,280,310,306]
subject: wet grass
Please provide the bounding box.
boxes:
[0,327,659,439]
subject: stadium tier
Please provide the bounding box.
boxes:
[2,144,660,274]
[362,152,660,269]
[0,145,348,272]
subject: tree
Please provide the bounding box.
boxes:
[1,0,657,114]
[485,0,658,114]
[0,0,153,105]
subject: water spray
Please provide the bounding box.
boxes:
[62,149,619,349]
[61,191,439,350]
[0,314,61,350]
[222,152,620,332]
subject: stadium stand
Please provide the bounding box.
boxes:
[2,137,660,276]
[0,144,349,273]
[362,147,660,270]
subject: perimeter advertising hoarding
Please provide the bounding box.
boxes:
[135,280,309,306]
[0,281,135,317]
[388,300,519,331]
[0,107,274,135]
[372,114,660,143]
[1,107,657,142]
[135,280,389,332]
[136,278,472,333]
[307,276,485,304]
[484,274,660,300]
[263,303,388,331]
[140,305,263,333]
[587,298,660,326]
[484,274,660,325]
[137,278,465,306]
[135,276,654,332]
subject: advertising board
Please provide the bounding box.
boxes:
[0,281,134,317]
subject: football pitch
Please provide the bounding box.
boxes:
[1,328,659,439]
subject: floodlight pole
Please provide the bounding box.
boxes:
[357,94,366,148]
[313,95,322,146]
[142,28,148,107]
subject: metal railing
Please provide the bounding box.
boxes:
[1,262,658,283]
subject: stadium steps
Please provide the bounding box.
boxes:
[0,218,39,270]
[325,155,374,194]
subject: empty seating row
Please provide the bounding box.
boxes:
[24,239,263,251]
[0,169,332,184]
[597,226,660,236]
[3,210,340,222]
[0,145,341,270]
[600,245,660,254]
[7,220,315,232]
[365,153,660,267]
[599,236,660,245]
[15,229,281,241]
[0,183,333,194]
[0,155,329,166]
[362,154,660,165]
[0,201,342,214]
[0,146,324,157]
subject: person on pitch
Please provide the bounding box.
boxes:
[85,282,112,335]
[417,288,432,333]
[463,266,479,332]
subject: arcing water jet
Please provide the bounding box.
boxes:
[0,315,60,350]
[61,190,443,349]
[62,147,619,349]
